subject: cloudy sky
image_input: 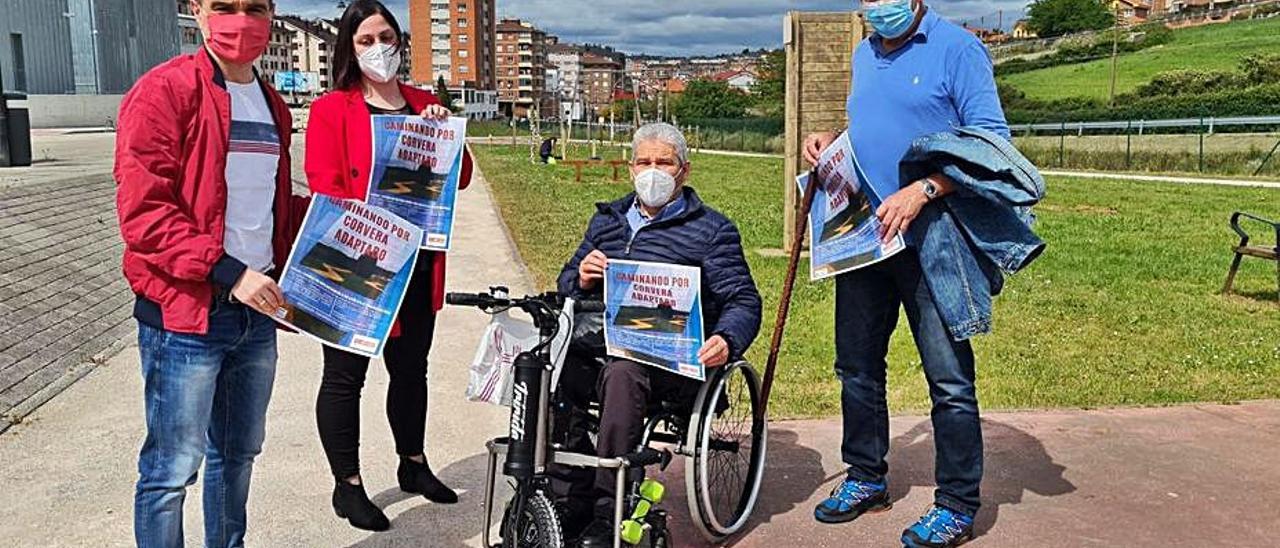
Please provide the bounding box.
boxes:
[275,0,1027,56]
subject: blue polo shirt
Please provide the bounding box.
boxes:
[847,8,1010,203]
[626,193,687,237]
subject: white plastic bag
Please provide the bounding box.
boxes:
[466,299,573,406]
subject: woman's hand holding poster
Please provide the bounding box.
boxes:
[799,131,905,280]
[604,260,706,381]
[273,196,422,358]
[366,115,468,251]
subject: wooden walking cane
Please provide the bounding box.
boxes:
[759,169,819,420]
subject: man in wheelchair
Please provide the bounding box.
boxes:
[554,123,763,547]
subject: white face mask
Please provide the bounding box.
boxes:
[633,167,680,208]
[358,43,401,84]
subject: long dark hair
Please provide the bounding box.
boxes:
[332,0,404,91]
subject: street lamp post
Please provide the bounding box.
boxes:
[1108,5,1121,106]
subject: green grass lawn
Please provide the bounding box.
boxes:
[472,144,1280,418]
[998,17,1280,102]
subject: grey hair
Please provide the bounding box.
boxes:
[631,123,689,165]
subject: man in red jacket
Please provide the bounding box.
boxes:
[113,1,307,546]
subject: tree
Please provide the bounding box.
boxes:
[670,80,750,120]
[1026,0,1114,37]
[434,75,457,112]
[751,49,785,118]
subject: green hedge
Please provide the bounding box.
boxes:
[1006,84,1280,124]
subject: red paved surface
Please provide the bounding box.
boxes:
[651,401,1280,547]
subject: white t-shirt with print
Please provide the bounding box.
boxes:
[223,79,279,273]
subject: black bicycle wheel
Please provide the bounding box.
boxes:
[501,490,564,548]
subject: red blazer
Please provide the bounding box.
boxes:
[115,51,309,335]
[305,84,473,328]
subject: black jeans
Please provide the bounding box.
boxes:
[316,255,436,480]
[835,251,982,516]
[551,356,701,520]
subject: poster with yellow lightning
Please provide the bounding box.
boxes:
[603,260,706,381]
[366,115,467,251]
[800,131,905,281]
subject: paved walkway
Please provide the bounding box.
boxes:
[4,132,1279,547]
[0,133,317,434]
[0,156,522,547]
[659,402,1280,547]
[1040,169,1280,189]
[0,133,133,432]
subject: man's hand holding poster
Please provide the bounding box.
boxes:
[800,131,905,280]
[604,260,706,381]
[273,196,422,358]
[367,115,468,251]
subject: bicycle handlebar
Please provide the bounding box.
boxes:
[445,292,502,308]
[445,291,604,314]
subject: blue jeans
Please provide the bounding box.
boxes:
[834,251,982,516]
[134,301,277,548]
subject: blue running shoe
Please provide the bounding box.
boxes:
[813,478,890,524]
[901,506,974,547]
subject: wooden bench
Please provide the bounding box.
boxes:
[562,159,629,182]
[1222,211,1279,304]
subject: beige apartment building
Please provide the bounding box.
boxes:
[495,18,550,119]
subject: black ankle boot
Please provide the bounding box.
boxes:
[332,480,391,531]
[398,457,458,504]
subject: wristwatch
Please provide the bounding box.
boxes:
[921,177,940,201]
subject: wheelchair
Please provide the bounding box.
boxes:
[447,289,768,548]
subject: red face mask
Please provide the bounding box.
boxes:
[204,13,271,65]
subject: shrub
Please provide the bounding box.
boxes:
[1006,83,1280,124]
[1134,69,1242,97]
[1239,53,1280,86]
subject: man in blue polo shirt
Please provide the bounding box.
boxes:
[802,1,1009,546]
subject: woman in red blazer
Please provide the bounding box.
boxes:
[304,0,473,531]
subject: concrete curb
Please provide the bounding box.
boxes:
[466,150,542,291]
[0,171,115,192]
[0,332,134,435]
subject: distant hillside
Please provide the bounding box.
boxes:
[998,17,1280,102]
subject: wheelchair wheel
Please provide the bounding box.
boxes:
[685,361,767,541]
[500,489,564,548]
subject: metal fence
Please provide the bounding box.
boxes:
[1014,115,1280,176]
[1015,115,1280,135]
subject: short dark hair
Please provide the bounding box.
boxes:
[333,0,404,91]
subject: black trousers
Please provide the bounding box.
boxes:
[315,255,436,480]
[558,357,700,519]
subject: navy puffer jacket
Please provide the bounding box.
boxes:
[557,187,763,359]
